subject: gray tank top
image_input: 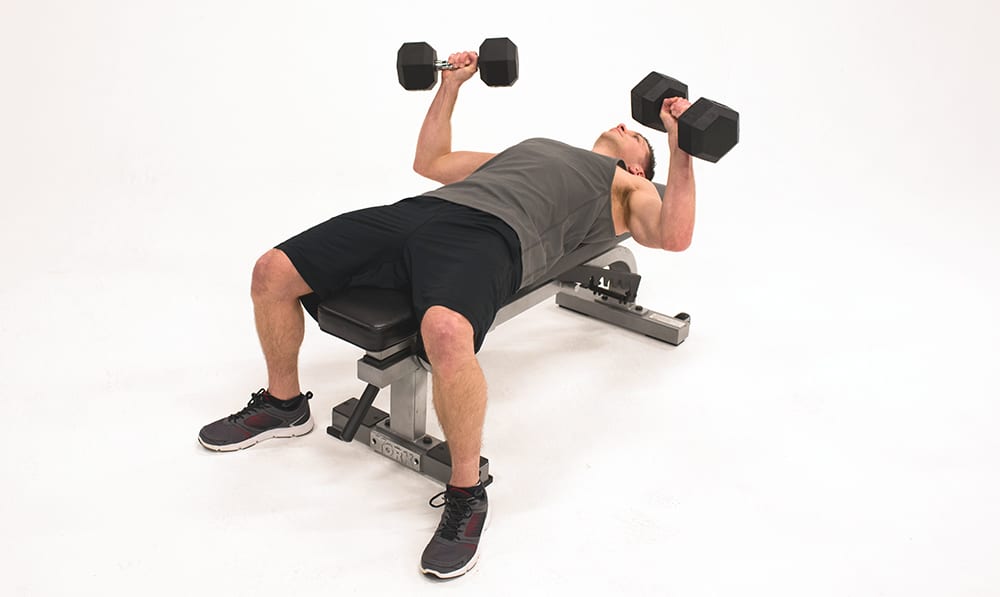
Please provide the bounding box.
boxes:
[421,138,619,289]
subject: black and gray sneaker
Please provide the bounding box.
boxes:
[420,485,490,579]
[198,388,313,452]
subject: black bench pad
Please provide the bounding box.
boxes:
[318,234,634,352]
[317,287,417,352]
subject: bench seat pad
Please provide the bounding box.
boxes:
[317,234,631,351]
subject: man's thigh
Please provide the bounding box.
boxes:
[404,209,522,354]
[275,199,433,319]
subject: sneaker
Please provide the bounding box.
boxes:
[419,485,490,579]
[198,388,313,451]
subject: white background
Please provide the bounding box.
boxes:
[2,0,998,595]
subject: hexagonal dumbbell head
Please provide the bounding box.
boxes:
[478,37,519,87]
[677,98,740,163]
[631,71,689,132]
[397,42,438,90]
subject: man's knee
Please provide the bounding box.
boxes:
[421,306,475,364]
[251,249,310,300]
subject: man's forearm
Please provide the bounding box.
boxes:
[413,81,461,173]
[660,148,696,251]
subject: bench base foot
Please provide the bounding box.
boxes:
[556,287,690,345]
[328,398,491,486]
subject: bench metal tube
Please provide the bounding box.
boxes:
[389,366,428,441]
[330,384,380,442]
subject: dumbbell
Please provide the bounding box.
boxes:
[396,37,519,90]
[631,72,739,163]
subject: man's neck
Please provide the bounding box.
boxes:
[591,140,616,158]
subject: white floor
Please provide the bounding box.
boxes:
[2,1,999,595]
[3,194,998,596]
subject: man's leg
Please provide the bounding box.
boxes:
[420,306,487,487]
[197,248,315,451]
[251,248,314,400]
[199,200,442,452]
[404,203,520,576]
[418,305,492,579]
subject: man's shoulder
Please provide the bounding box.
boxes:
[611,167,667,201]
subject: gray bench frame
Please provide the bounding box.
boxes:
[323,242,689,486]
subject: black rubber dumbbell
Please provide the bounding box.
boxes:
[397,37,519,90]
[631,72,739,163]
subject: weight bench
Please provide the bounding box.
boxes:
[317,219,689,486]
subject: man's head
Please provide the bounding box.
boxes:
[592,124,656,180]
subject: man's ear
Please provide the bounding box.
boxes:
[628,164,646,178]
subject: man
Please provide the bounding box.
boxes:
[198,50,695,578]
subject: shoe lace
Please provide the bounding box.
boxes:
[227,389,269,422]
[429,490,475,541]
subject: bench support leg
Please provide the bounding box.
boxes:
[389,367,427,441]
[327,353,491,486]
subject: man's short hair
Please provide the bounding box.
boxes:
[639,133,656,181]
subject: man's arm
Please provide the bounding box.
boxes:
[624,97,696,252]
[412,51,496,185]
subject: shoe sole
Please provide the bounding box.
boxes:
[198,417,315,452]
[419,502,492,579]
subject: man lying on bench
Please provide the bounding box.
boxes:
[197,49,696,579]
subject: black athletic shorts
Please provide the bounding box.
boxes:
[275,196,522,355]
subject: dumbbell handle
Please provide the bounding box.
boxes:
[433,61,460,71]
